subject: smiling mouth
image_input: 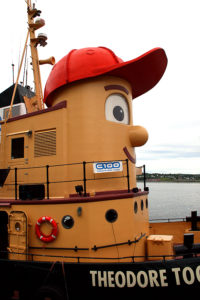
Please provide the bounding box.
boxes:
[123,147,136,164]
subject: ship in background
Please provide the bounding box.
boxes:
[0,1,200,299]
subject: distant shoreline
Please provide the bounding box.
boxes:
[137,173,200,183]
[137,179,200,183]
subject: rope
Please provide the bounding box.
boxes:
[61,262,70,300]
[111,224,120,261]
[4,30,30,124]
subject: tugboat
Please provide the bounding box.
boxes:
[0,1,200,299]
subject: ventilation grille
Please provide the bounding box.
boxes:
[34,129,56,157]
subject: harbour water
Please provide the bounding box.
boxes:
[138,182,200,220]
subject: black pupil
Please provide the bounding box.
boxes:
[113,106,124,121]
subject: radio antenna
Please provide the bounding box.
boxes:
[5,30,30,123]
[12,63,15,84]
[22,45,28,86]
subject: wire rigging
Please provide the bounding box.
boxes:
[111,224,120,261]
[22,45,28,86]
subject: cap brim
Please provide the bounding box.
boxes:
[105,48,167,99]
[44,47,167,105]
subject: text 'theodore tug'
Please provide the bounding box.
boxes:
[0,1,200,299]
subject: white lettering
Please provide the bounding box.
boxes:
[90,270,97,287]
[98,271,107,287]
[182,267,195,285]
[108,271,115,287]
[148,270,159,287]
[172,267,181,285]
[126,271,136,287]
[137,271,148,288]
[115,271,126,288]
[90,265,200,289]
[196,266,200,282]
[159,269,168,287]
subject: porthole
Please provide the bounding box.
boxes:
[141,200,144,210]
[134,201,138,214]
[141,200,144,211]
[15,222,21,232]
[62,215,74,229]
[146,198,148,209]
[105,209,118,223]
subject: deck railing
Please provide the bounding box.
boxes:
[4,159,132,200]
[1,249,199,263]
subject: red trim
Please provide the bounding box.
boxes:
[69,189,133,197]
[6,101,67,123]
[0,203,11,207]
[0,190,148,206]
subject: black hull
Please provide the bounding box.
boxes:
[1,257,200,299]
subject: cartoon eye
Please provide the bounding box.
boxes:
[105,94,129,124]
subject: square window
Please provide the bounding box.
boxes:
[11,137,24,159]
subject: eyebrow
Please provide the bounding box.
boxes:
[104,85,129,95]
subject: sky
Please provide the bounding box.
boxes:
[1,0,200,174]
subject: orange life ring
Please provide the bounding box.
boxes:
[35,216,58,243]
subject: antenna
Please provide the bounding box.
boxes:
[22,45,28,86]
[25,0,32,10]
[5,30,30,123]
[7,1,55,114]
[27,2,46,110]
[12,63,15,84]
[25,58,28,87]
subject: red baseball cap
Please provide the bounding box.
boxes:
[44,46,167,106]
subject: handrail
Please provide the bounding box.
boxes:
[5,159,131,200]
[7,159,127,170]
[92,233,146,251]
[150,217,186,223]
[3,249,199,263]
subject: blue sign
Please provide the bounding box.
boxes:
[93,161,123,173]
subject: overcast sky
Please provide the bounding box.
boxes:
[1,0,200,174]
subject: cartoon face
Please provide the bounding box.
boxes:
[50,75,148,192]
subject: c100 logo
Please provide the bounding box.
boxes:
[96,162,121,170]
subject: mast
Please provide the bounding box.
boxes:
[5,0,55,120]
[27,0,45,110]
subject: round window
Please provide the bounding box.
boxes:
[62,215,74,229]
[105,209,118,223]
[134,201,138,214]
[141,200,144,211]
[146,198,148,209]
[15,222,21,232]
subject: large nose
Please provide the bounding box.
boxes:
[129,126,148,147]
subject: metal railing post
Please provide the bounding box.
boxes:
[46,165,49,199]
[143,164,146,191]
[126,159,130,192]
[15,167,17,200]
[83,161,87,196]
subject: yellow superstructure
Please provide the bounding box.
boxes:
[0,74,149,262]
